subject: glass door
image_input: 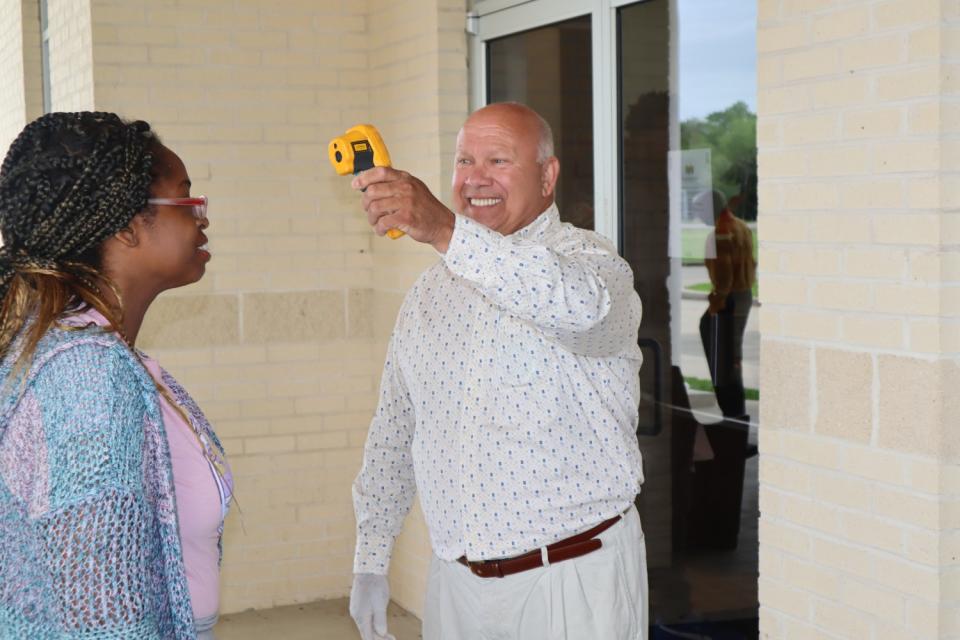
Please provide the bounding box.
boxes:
[472,1,760,635]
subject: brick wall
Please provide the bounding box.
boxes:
[22,0,43,123]
[48,0,93,111]
[0,0,27,151]
[0,0,44,156]
[366,0,469,616]
[80,0,466,616]
[758,0,960,637]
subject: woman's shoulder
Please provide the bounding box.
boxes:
[1,323,154,413]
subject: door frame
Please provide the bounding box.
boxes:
[469,0,644,247]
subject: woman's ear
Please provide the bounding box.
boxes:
[112,216,144,248]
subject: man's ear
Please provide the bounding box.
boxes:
[540,156,560,198]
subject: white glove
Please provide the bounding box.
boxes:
[349,573,395,640]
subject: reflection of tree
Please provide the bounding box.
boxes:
[681,101,757,221]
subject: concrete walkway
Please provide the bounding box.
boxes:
[218,599,422,640]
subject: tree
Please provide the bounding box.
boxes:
[681,101,757,221]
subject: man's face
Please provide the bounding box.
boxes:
[451,108,559,236]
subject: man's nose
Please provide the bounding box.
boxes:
[464,165,492,185]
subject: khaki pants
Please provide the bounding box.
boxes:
[423,506,648,640]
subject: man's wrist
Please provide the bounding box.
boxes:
[431,211,456,254]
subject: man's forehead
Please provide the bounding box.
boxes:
[456,119,536,153]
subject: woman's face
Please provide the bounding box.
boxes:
[133,146,210,291]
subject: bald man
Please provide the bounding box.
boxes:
[349,103,648,640]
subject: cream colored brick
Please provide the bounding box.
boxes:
[842,34,905,71]
[907,177,940,210]
[806,145,870,177]
[140,294,240,349]
[781,431,844,470]
[840,578,906,624]
[760,149,807,178]
[813,6,869,43]
[808,213,873,243]
[841,315,904,349]
[908,101,940,135]
[877,66,939,101]
[758,22,809,52]
[845,248,906,280]
[759,518,812,556]
[842,511,905,555]
[875,284,939,316]
[759,215,808,242]
[812,471,873,510]
[874,0,939,30]
[782,113,840,146]
[759,85,813,115]
[244,435,297,454]
[781,310,841,341]
[874,213,940,245]
[782,46,839,82]
[812,599,876,640]
[842,107,903,139]
[781,249,842,276]
[781,182,839,210]
[875,485,940,530]
[811,536,875,580]
[815,348,873,442]
[760,340,811,430]
[782,556,844,600]
[759,577,812,620]
[874,140,939,174]
[909,26,940,63]
[760,275,808,306]
[840,178,904,209]
[243,291,344,343]
[812,282,872,311]
[812,76,869,109]
[878,355,943,456]
[841,444,909,486]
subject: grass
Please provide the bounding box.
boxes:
[684,375,759,401]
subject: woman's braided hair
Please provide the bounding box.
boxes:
[0,111,163,373]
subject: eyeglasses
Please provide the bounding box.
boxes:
[147,195,208,221]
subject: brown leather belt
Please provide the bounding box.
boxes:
[456,513,622,578]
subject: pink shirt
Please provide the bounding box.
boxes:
[140,354,222,620]
[66,309,223,620]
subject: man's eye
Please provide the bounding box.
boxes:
[456,158,471,166]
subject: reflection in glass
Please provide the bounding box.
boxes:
[619,0,759,634]
[487,16,594,229]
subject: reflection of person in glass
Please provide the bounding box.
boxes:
[694,189,756,419]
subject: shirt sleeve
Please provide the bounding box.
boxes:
[443,213,642,357]
[352,328,417,574]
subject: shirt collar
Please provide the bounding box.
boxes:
[509,202,560,242]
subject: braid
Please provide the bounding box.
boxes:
[0,111,162,371]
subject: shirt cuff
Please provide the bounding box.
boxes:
[353,533,394,575]
[443,214,503,287]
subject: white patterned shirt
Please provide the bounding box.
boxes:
[353,204,644,573]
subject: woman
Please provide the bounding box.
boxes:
[0,112,232,639]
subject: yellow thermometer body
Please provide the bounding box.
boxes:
[328,124,403,239]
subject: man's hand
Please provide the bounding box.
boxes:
[352,167,455,253]
[349,573,396,640]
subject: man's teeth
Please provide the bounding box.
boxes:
[198,243,209,251]
[470,198,502,207]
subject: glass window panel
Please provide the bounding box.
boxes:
[487,16,594,229]
[619,0,759,632]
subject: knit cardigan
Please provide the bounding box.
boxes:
[0,323,221,639]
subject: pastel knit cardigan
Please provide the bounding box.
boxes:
[0,323,223,639]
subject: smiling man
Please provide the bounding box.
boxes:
[349,102,648,640]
